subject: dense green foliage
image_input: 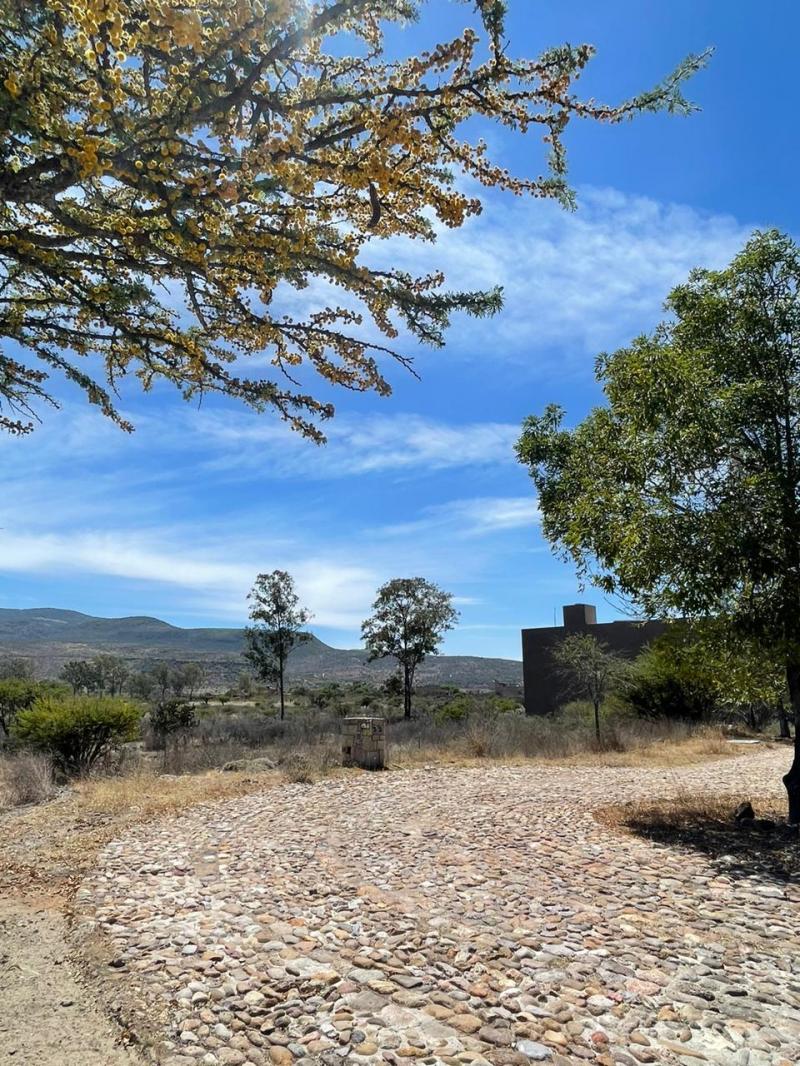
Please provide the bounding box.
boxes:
[61,654,128,694]
[0,678,41,735]
[13,694,140,775]
[625,624,785,729]
[0,656,34,680]
[625,648,716,723]
[517,231,800,817]
[149,699,198,743]
[436,693,519,722]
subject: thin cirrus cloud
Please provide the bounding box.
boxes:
[0,488,540,628]
[378,496,540,539]
[197,412,520,478]
[215,185,752,385]
[366,185,754,363]
[0,527,381,629]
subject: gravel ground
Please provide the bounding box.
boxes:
[76,750,799,1066]
[0,899,141,1066]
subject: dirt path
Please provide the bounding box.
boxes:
[0,897,141,1065]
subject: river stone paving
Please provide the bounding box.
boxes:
[76,750,800,1066]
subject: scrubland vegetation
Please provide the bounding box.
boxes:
[0,645,765,814]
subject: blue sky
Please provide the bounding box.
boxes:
[2,1,798,659]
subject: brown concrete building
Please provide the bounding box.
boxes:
[521,604,667,716]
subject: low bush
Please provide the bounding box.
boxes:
[149,699,197,748]
[278,746,339,784]
[0,678,42,737]
[437,693,522,722]
[13,695,141,776]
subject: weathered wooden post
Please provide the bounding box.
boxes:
[342,717,386,770]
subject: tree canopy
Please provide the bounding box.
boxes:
[361,576,457,718]
[516,230,800,817]
[0,0,706,436]
[244,569,310,719]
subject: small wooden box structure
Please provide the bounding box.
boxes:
[342,717,386,770]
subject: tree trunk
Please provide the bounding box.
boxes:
[279,656,285,721]
[593,700,601,745]
[778,700,791,739]
[403,663,412,720]
[783,656,800,824]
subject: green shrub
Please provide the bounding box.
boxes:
[625,671,716,722]
[437,693,471,721]
[437,693,522,722]
[0,678,42,736]
[12,695,140,775]
[150,699,197,740]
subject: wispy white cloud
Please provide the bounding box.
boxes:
[363,185,755,365]
[0,183,759,656]
[0,528,379,629]
[379,495,539,539]
[198,412,519,478]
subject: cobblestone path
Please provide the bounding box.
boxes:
[77,751,800,1066]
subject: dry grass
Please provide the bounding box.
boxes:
[0,745,355,901]
[387,720,737,770]
[0,714,760,904]
[0,765,280,900]
[597,788,797,882]
[0,752,56,807]
[598,790,786,832]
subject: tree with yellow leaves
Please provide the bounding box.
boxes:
[0,1,706,437]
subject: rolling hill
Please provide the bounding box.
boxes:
[0,608,523,690]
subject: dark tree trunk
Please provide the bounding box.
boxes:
[783,657,800,824]
[778,700,791,739]
[593,700,601,744]
[403,663,412,720]
[279,654,285,721]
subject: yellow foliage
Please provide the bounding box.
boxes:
[0,1,705,437]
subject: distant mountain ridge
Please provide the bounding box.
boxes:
[0,608,523,690]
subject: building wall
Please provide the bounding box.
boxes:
[521,604,667,716]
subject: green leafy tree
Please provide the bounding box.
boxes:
[625,643,717,723]
[0,678,40,736]
[629,623,785,731]
[552,634,627,743]
[60,659,102,694]
[128,671,156,702]
[361,578,458,719]
[92,653,129,696]
[148,663,172,702]
[0,1,705,437]
[181,663,205,700]
[13,694,140,776]
[244,570,311,721]
[382,673,404,705]
[517,230,800,820]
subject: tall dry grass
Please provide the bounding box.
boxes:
[386,712,732,768]
[0,752,56,807]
